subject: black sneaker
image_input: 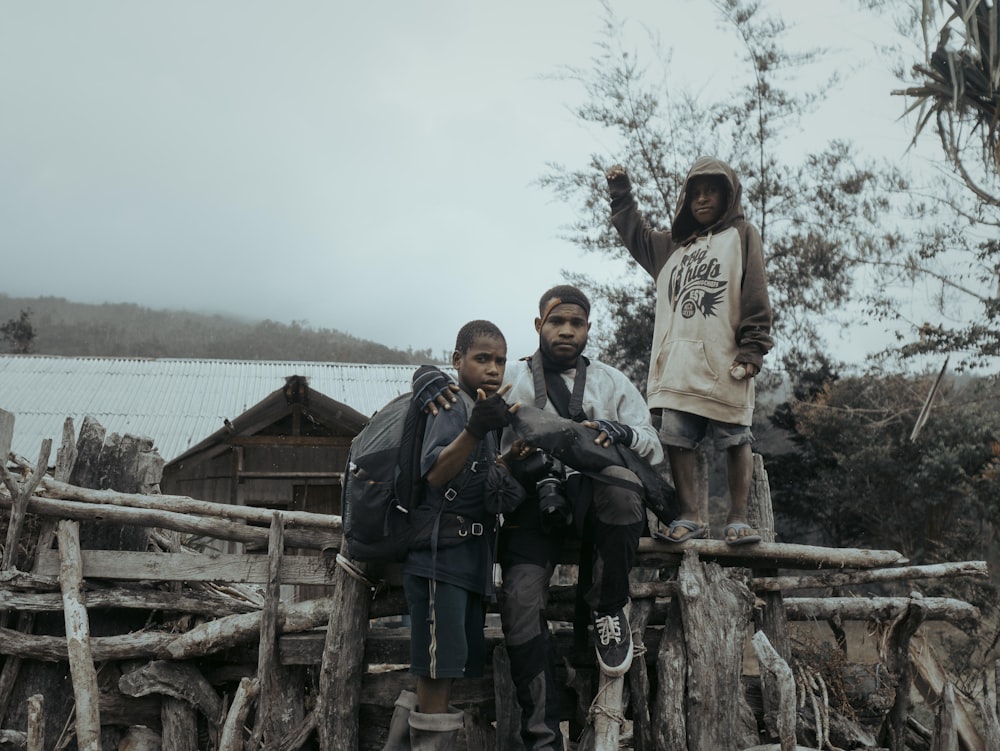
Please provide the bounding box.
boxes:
[592,604,633,677]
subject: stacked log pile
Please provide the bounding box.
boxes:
[0,410,997,750]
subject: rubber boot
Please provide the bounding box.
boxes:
[382,690,418,751]
[408,706,463,750]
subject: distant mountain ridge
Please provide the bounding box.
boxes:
[0,294,433,364]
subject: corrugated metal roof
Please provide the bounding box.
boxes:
[0,355,441,462]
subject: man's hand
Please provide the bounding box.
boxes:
[605,164,628,181]
[730,362,759,380]
[466,385,519,440]
[584,418,634,448]
[497,438,533,471]
[412,365,459,415]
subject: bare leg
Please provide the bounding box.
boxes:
[724,443,758,542]
[415,675,452,714]
[665,446,704,540]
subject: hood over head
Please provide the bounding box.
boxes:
[670,157,744,243]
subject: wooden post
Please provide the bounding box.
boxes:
[752,631,796,751]
[676,551,757,751]
[0,420,71,724]
[653,593,687,751]
[161,697,197,751]
[57,520,100,751]
[930,682,959,751]
[579,672,625,751]
[219,676,259,751]
[250,512,285,748]
[626,596,655,751]
[748,455,790,664]
[315,554,374,750]
[881,596,927,751]
[26,693,44,751]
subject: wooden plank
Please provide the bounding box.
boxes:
[0,408,14,466]
[57,521,101,751]
[1,493,339,551]
[34,549,341,585]
[250,513,284,748]
[26,693,44,751]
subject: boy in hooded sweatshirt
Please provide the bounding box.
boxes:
[605,158,773,545]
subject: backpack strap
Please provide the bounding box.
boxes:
[526,350,588,421]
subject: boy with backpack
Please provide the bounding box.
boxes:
[606,157,773,545]
[383,320,525,751]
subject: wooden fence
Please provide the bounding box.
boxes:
[0,410,997,750]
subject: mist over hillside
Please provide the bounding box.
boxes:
[0,294,438,364]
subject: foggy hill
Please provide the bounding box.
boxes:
[0,294,436,365]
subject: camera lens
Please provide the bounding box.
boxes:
[537,476,572,532]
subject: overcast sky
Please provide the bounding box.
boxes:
[1,1,927,364]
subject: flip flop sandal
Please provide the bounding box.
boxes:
[655,519,709,543]
[724,522,762,546]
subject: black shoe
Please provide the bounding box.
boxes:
[592,604,633,677]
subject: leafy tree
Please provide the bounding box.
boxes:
[772,372,1000,563]
[540,0,900,379]
[1,308,34,354]
[858,0,1000,369]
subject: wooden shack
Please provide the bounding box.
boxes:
[162,375,367,530]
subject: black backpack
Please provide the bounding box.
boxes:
[341,392,425,562]
[341,390,482,563]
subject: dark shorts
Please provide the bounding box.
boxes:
[655,408,754,450]
[403,574,486,679]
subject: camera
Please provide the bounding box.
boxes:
[514,449,573,532]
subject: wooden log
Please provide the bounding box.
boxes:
[26,694,43,751]
[751,631,796,751]
[33,474,342,530]
[0,570,59,590]
[752,560,988,592]
[164,594,337,660]
[0,583,259,615]
[579,671,625,751]
[1,439,51,571]
[462,705,492,751]
[0,409,16,499]
[636,537,906,569]
[118,660,223,721]
[0,420,73,725]
[269,666,307,747]
[785,596,978,629]
[33,548,343,586]
[218,676,259,751]
[748,456,790,664]
[2,493,338,551]
[161,697,197,751]
[250,512,285,749]
[315,557,373,751]
[0,729,27,748]
[626,597,654,751]
[910,633,986,751]
[57,520,100,751]
[0,625,174,661]
[881,596,927,751]
[676,551,757,751]
[653,586,686,751]
[930,682,959,751]
[982,660,1000,751]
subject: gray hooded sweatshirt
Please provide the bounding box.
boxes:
[608,157,773,426]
